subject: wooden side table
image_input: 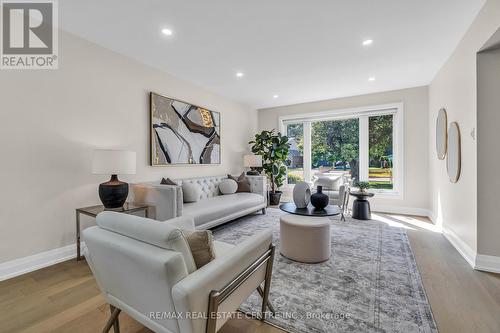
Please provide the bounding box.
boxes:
[349,191,375,220]
[75,203,150,261]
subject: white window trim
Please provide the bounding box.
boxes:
[279,102,404,200]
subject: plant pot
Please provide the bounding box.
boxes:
[268,191,283,206]
[310,186,329,210]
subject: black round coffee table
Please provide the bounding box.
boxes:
[279,202,341,216]
[350,191,375,220]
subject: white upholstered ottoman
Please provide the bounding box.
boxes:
[279,214,331,263]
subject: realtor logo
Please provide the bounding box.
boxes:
[1,0,58,69]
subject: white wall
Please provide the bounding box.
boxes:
[0,30,257,264]
[258,86,430,214]
[428,0,500,257]
[477,42,500,256]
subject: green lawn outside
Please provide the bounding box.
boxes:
[369,167,393,189]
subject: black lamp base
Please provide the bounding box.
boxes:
[246,167,262,176]
[98,174,129,209]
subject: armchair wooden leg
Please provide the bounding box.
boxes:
[262,208,266,215]
[102,306,121,333]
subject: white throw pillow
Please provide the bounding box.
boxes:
[219,179,238,195]
[182,182,200,203]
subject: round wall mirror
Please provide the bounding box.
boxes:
[447,122,461,183]
[436,108,448,160]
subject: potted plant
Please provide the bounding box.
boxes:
[355,181,371,193]
[249,129,290,205]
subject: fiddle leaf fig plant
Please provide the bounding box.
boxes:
[249,129,291,193]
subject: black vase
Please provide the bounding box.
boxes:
[310,185,329,210]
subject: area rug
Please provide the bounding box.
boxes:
[211,208,437,333]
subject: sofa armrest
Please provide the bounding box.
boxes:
[247,175,267,202]
[172,230,273,333]
[129,183,183,221]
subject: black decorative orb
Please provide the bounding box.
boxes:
[98,175,129,209]
[310,185,329,210]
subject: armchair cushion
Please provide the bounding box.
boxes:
[97,211,197,274]
[315,174,343,191]
[184,230,216,269]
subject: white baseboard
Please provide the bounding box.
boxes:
[0,243,81,282]
[442,226,500,274]
[442,226,477,268]
[475,254,500,273]
[371,205,431,217]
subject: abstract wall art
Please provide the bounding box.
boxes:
[150,92,221,166]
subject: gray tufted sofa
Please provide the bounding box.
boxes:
[130,175,267,229]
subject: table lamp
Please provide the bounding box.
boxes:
[244,154,263,175]
[92,149,136,209]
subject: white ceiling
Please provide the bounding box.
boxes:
[59,0,485,109]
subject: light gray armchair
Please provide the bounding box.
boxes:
[83,211,275,333]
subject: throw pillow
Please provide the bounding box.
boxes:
[228,173,251,193]
[182,182,200,203]
[184,230,216,269]
[219,178,238,195]
[161,177,177,185]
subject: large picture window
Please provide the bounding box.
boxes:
[286,123,304,184]
[369,115,393,189]
[311,119,359,181]
[280,103,403,196]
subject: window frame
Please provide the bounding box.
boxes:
[279,102,404,199]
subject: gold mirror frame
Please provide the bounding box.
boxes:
[436,108,448,160]
[447,122,461,183]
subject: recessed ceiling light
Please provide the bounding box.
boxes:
[161,28,173,36]
[368,77,376,81]
[273,95,279,99]
[236,72,244,78]
[362,39,373,46]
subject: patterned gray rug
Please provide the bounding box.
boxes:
[211,208,437,333]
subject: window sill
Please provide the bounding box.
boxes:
[369,189,403,200]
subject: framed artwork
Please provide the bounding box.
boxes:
[150,92,221,166]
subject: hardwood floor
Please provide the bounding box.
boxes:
[1,213,500,333]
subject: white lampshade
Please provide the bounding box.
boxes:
[92,150,136,175]
[243,154,262,167]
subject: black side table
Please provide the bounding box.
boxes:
[349,191,375,220]
[75,203,150,261]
